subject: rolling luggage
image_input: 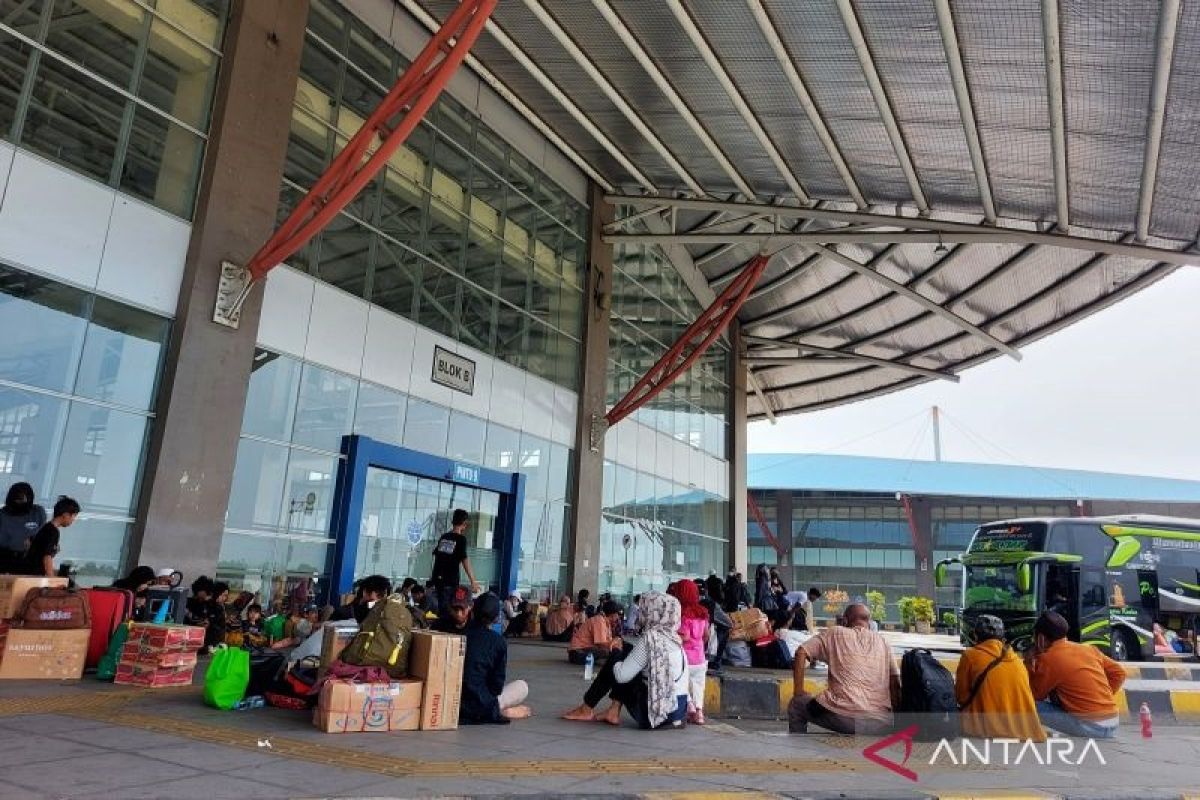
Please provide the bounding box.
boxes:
[84,587,134,669]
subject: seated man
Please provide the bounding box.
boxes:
[956,615,1044,741]
[330,575,391,624]
[1026,610,1124,738]
[460,594,531,724]
[542,596,577,642]
[567,600,623,665]
[431,585,472,634]
[788,603,898,735]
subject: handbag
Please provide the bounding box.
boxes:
[203,645,251,710]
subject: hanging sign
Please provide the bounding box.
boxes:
[432,346,475,394]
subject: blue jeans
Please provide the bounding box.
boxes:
[1036,699,1118,738]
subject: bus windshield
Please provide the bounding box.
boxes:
[963,564,1038,613]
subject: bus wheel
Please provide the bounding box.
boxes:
[1111,629,1138,661]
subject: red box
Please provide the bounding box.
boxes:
[114,662,195,687]
[126,623,204,651]
[119,643,198,668]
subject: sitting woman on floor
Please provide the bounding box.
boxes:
[542,595,577,642]
[561,591,689,729]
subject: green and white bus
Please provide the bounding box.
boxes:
[936,515,1200,660]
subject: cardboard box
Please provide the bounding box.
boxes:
[0,576,68,620]
[0,626,88,679]
[126,623,205,651]
[119,643,198,668]
[318,622,359,676]
[314,678,423,733]
[407,631,465,731]
[114,662,195,687]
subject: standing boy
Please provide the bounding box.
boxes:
[22,496,80,577]
[431,509,481,618]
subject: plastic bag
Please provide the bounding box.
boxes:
[95,622,131,681]
[203,645,250,710]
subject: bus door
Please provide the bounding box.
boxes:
[1044,563,1080,639]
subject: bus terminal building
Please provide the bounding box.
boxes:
[748,454,1200,620]
[1,1,1198,610]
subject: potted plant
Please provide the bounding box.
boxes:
[940,610,958,635]
[912,597,935,634]
[897,596,916,632]
[865,590,887,623]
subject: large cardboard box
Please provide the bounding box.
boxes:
[0,576,68,620]
[0,626,88,679]
[407,630,465,730]
[313,678,423,733]
[114,662,195,687]
[119,642,199,668]
[126,623,205,651]
[318,621,359,677]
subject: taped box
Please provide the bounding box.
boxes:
[0,576,67,620]
[314,679,423,733]
[119,643,199,668]
[126,623,204,651]
[408,631,465,731]
[114,662,195,687]
[0,626,88,680]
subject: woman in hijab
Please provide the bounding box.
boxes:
[542,595,576,642]
[0,482,45,573]
[562,591,689,729]
[754,563,778,614]
[113,565,156,621]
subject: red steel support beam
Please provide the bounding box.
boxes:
[747,491,787,562]
[245,0,495,282]
[605,253,770,428]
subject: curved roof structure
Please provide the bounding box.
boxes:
[404,0,1199,418]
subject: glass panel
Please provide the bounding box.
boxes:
[139,17,219,130]
[226,437,288,531]
[120,107,204,217]
[352,382,406,446]
[243,350,301,442]
[280,450,337,536]
[316,215,372,298]
[23,58,124,182]
[483,422,518,472]
[402,397,449,456]
[48,0,142,89]
[0,25,35,138]
[369,239,417,318]
[518,432,549,501]
[0,268,90,394]
[292,363,357,452]
[51,402,148,516]
[74,297,168,410]
[154,0,226,50]
[217,531,279,599]
[445,411,485,465]
[0,385,68,498]
[59,517,128,587]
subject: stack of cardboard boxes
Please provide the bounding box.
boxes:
[314,630,466,733]
[0,576,88,680]
[114,623,205,687]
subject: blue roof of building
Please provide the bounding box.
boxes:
[748,453,1200,503]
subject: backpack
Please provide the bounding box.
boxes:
[898,648,959,741]
[13,587,91,629]
[339,594,414,678]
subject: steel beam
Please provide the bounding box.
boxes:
[591,0,755,198]
[665,0,811,204]
[241,0,495,289]
[1137,0,1181,242]
[743,335,959,382]
[605,254,770,428]
[835,0,928,213]
[398,0,613,192]
[747,492,787,561]
[521,0,703,196]
[746,368,776,424]
[934,0,996,224]
[746,0,865,208]
[1042,0,1070,231]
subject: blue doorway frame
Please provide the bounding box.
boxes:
[327,434,525,599]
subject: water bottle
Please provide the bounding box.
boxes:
[234,695,266,711]
[1139,701,1152,738]
[583,651,595,681]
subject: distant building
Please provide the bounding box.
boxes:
[748,454,1200,621]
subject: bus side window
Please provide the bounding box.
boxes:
[1060,523,1115,564]
[1081,569,1107,615]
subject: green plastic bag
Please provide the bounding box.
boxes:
[95,622,131,682]
[263,614,285,643]
[203,645,250,710]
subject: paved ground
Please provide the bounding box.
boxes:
[0,641,1195,799]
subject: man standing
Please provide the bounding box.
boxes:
[802,587,822,632]
[431,509,481,618]
[788,603,899,734]
[1026,610,1124,738]
[22,496,80,577]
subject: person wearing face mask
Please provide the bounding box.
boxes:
[0,482,46,573]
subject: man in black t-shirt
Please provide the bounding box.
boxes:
[431,508,481,618]
[23,496,80,577]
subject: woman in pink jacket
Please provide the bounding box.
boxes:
[669,580,711,725]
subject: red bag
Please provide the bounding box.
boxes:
[13,587,91,630]
[84,587,133,668]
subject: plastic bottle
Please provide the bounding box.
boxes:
[583,651,595,681]
[1139,701,1152,738]
[234,695,266,711]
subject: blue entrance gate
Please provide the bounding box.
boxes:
[327,434,525,598]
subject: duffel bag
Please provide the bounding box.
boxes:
[13,587,91,629]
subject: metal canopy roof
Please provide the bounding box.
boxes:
[403,0,1199,419]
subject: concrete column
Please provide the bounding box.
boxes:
[566,183,613,597]
[729,323,748,577]
[129,1,308,580]
[910,495,936,599]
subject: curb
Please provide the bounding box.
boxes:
[704,672,1200,724]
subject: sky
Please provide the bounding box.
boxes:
[747,267,1200,481]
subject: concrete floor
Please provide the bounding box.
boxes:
[0,641,1195,799]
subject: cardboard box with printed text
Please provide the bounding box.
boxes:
[407,630,465,731]
[313,678,423,733]
[0,626,88,679]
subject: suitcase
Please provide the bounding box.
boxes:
[84,587,134,669]
[145,587,188,624]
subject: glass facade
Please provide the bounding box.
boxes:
[219,348,574,607]
[280,0,587,391]
[0,263,170,584]
[0,0,228,218]
[600,243,732,602]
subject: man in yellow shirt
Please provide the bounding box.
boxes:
[956,614,1044,741]
[1025,610,1124,738]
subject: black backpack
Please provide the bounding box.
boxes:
[898,648,959,741]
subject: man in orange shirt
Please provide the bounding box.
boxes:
[567,601,623,665]
[1025,610,1124,738]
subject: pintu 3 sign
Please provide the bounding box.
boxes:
[431,345,475,395]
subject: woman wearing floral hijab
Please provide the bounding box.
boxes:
[562,591,689,729]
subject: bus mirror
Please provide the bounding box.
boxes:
[1106,537,1141,568]
[1016,563,1032,593]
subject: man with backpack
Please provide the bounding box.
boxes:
[955,615,1044,741]
[788,603,898,735]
